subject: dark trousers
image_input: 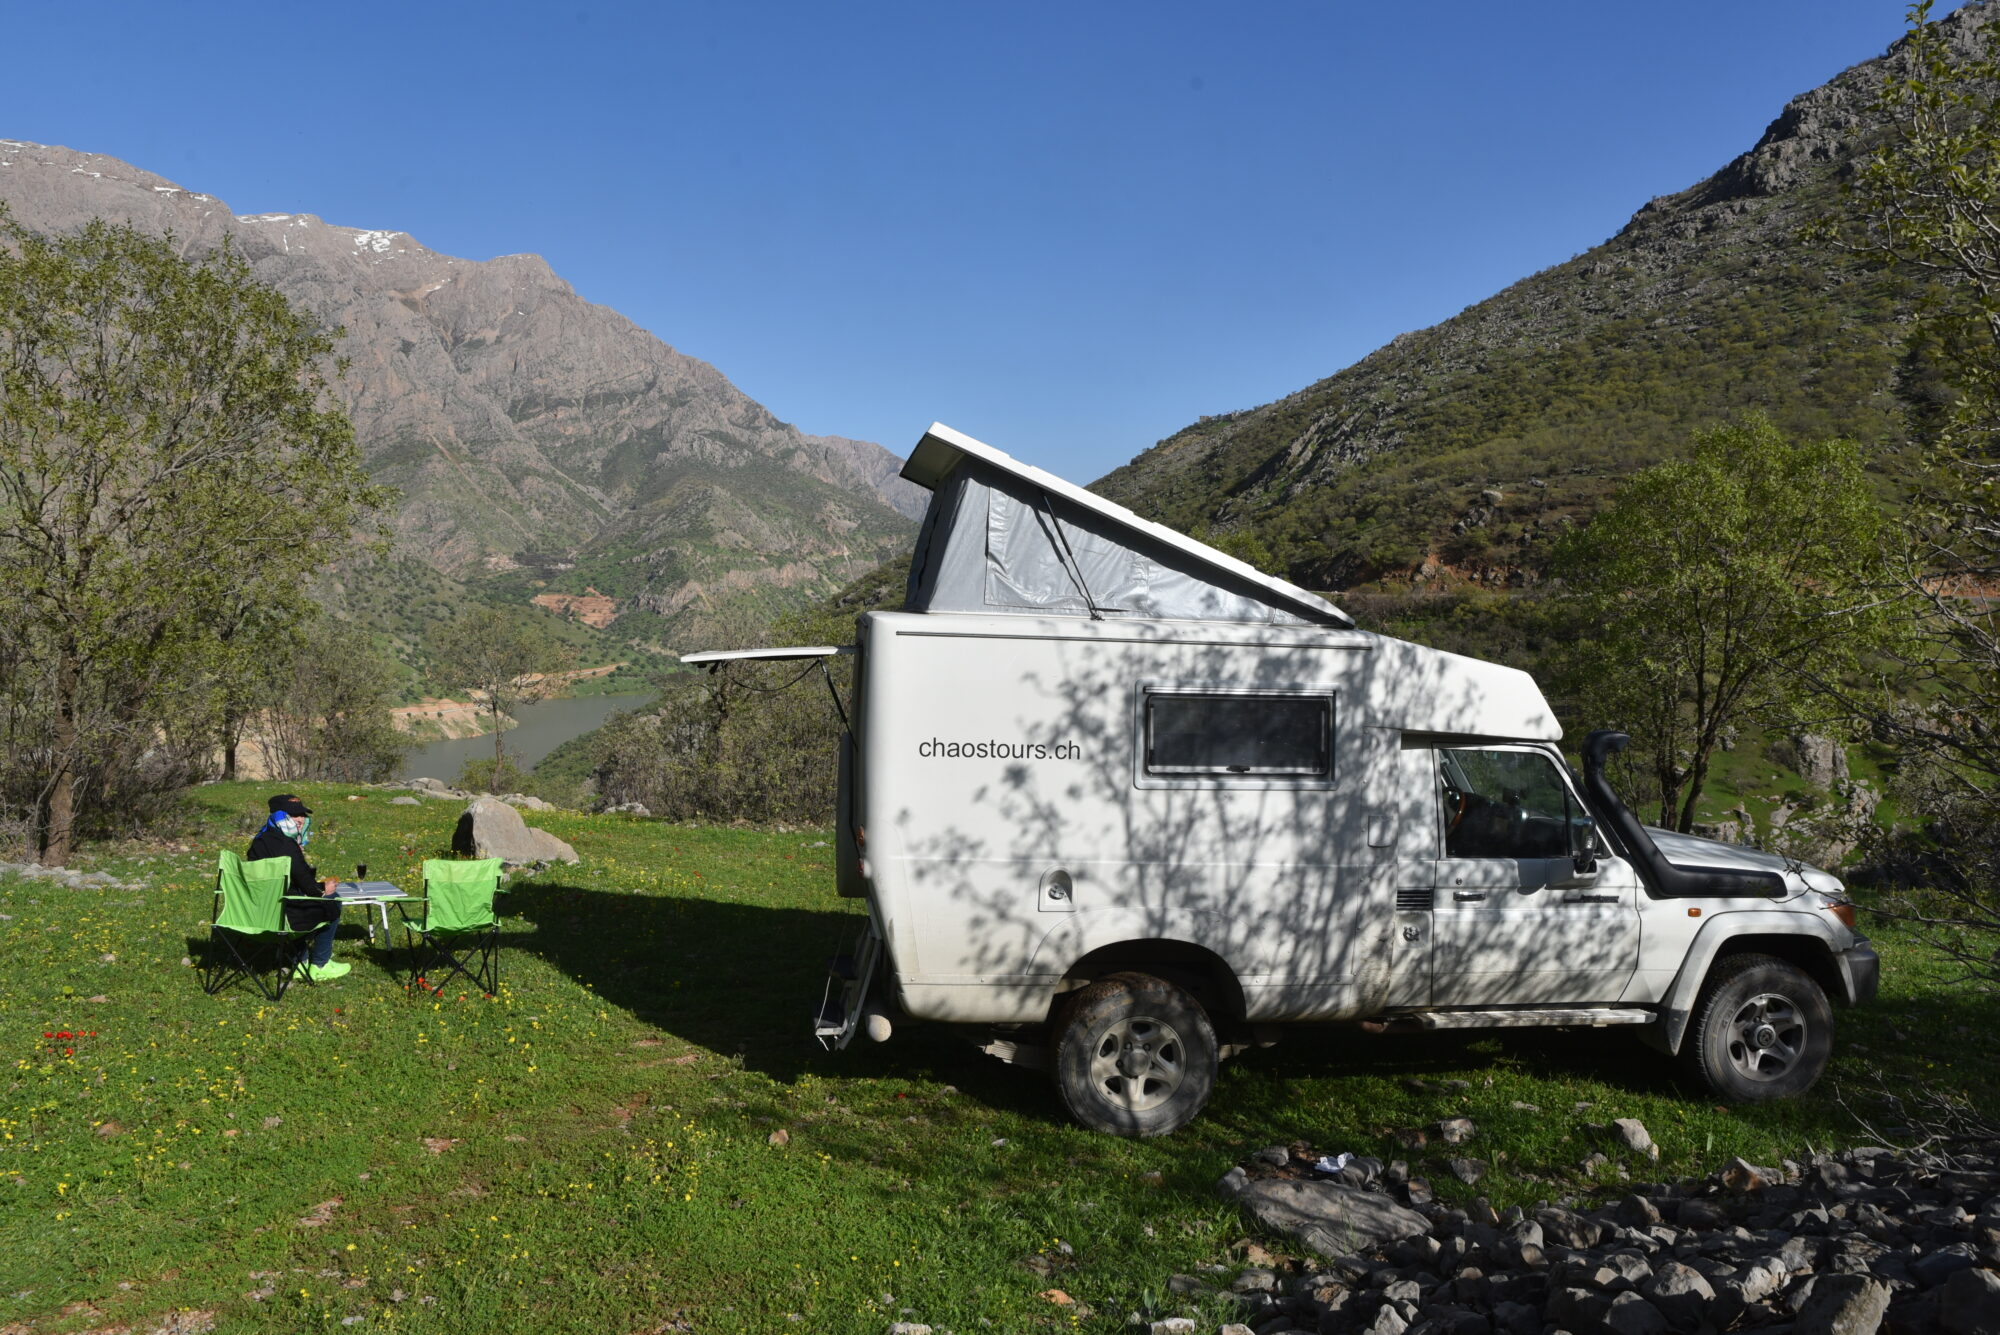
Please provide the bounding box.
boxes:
[285,898,340,967]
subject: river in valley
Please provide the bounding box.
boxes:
[397,692,653,782]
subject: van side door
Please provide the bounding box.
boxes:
[1430,745,1640,1006]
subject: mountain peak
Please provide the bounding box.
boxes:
[0,136,920,646]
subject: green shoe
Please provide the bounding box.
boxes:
[309,960,352,981]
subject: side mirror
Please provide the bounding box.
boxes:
[1571,817,1601,876]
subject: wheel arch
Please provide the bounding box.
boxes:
[1653,912,1845,1055]
[1061,939,1246,1028]
[1710,934,1846,1006]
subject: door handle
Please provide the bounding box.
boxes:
[1453,890,1488,902]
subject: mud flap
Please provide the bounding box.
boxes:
[813,918,884,1051]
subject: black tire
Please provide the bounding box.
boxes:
[1053,971,1217,1137]
[1680,952,1834,1102]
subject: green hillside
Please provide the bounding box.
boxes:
[1091,28,1938,594]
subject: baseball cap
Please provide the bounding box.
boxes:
[266,794,313,817]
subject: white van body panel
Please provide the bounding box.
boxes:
[859,610,1566,1025]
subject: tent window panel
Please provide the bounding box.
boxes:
[1144,692,1333,778]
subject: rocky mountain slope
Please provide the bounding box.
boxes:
[0,138,923,648]
[1093,8,1992,593]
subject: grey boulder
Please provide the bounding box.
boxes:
[1613,1118,1659,1158]
[389,796,422,806]
[1642,1261,1717,1331]
[1795,1273,1892,1335]
[1605,1291,1670,1335]
[501,793,555,811]
[1231,1178,1432,1257]
[1942,1267,2000,1335]
[453,796,578,866]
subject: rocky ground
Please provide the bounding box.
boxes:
[1148,1124,2000,1335]
[0,859,130,889]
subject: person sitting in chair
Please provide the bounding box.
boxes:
[248,794,350,981]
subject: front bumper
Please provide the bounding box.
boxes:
[1836,939,1880,1007]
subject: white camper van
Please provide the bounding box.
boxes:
[686,424,1879,1136]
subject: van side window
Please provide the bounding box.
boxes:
[1438,748,1575,859]
[1143,692,1333,778]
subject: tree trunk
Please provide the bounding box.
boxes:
[42,664,81,866]
[491,697,504,791]
[1653,754,1680,830]
[1677,748,1714,835]
[221,706,240,782]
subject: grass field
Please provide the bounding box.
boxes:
[2,783,1992,1334]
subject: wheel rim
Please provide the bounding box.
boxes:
[1087,1015,1187,1113]
[1726,991,1807,1081]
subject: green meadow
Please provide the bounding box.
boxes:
[2,783,1991,1334]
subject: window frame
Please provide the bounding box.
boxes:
[1132,682,1340,791]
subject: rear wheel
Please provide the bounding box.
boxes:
[1054,972,1217,1137]
[1681,952,1833,1102]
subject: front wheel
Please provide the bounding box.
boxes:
[1680,952,1833,1102]
[1053,972,1217,1137]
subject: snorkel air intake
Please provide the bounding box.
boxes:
[1580,729,1785,899]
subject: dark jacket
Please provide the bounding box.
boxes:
[248,825,337,930]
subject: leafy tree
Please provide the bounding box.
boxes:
[455,754,533,796]
[204,594,306,782]
[592,602,852,825]
[1809,0,2000,970]
[0,213,385,862]
[257,619,408,782]
[432,607,573,788]
[1550,415,1889,832]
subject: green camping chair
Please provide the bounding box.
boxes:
[203,849,323,1000]
[397,858,506,995]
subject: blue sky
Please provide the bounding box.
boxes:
[1,1,1943,484]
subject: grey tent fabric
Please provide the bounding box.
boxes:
[905,457,1336,626]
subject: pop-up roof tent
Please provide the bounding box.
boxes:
[899,423,1353,629]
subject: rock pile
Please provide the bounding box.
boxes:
[1173,1132,2000,1335]
[0,861,128,889]
[405,777,472,800]
[402,779,560,813]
